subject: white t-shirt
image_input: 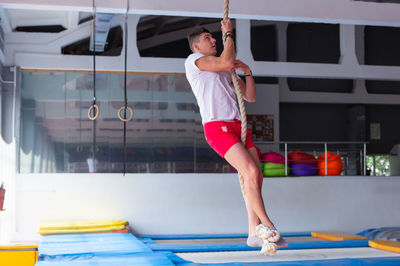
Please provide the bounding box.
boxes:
[185,53,241,125]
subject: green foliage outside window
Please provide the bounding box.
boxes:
[366,155,390,176]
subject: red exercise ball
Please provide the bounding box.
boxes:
[288,149,317,165]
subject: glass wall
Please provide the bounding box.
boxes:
[19,71,227,173]
[366,155,390,176]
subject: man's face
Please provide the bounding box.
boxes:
[194,32,217,55]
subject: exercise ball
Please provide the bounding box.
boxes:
[263,163,288,177]
[288,149,317,165]
[261,152,285,164]
[290,163,318,176]
[317,152,343,176]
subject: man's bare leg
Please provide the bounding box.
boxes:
[224,143,274,229]
[246,147,288,248]
[225,144,288,248]
[244,147,264,246]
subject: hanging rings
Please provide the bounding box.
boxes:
[88,103,100,120]
[117,106,134,122]
[88,0,99,121]
[118,0,133,123]
[90,145,100,153]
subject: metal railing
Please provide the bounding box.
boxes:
[255,141,368,176]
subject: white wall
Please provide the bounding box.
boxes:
[12,173,400,242]
[246,83,280,152]
[0,132,16,245]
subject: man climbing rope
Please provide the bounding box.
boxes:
[184,18,288,255]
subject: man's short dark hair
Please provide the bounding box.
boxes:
[187,27,210,52]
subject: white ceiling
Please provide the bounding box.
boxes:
[1,0,400,34]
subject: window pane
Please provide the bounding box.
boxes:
[20,71,228,173]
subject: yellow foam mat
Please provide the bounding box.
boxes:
[369,240,400,253]
[39,220,128,230]
[38,225,127,235]
[311,231,367,241]
[38,220,128,234]
[0,245,38,266]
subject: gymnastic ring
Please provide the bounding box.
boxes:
[117,106,134,122]
[88,104,100,121]
[90,146,100,153]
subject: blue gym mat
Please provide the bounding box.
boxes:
[39,233,151,257]
[36,233,174,266]
[162,250,400,266]
[358,227,400,240]
[35,231,400,266]
[35,253,174,266]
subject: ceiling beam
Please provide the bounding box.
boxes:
[1,0,400,26]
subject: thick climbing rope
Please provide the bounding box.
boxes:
[221,7,283,251]
[223,0,247,196]
[117,0,134,175]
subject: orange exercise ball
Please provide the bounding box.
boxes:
[317,152,343,176]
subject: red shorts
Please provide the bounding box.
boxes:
[204,119,256,158]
